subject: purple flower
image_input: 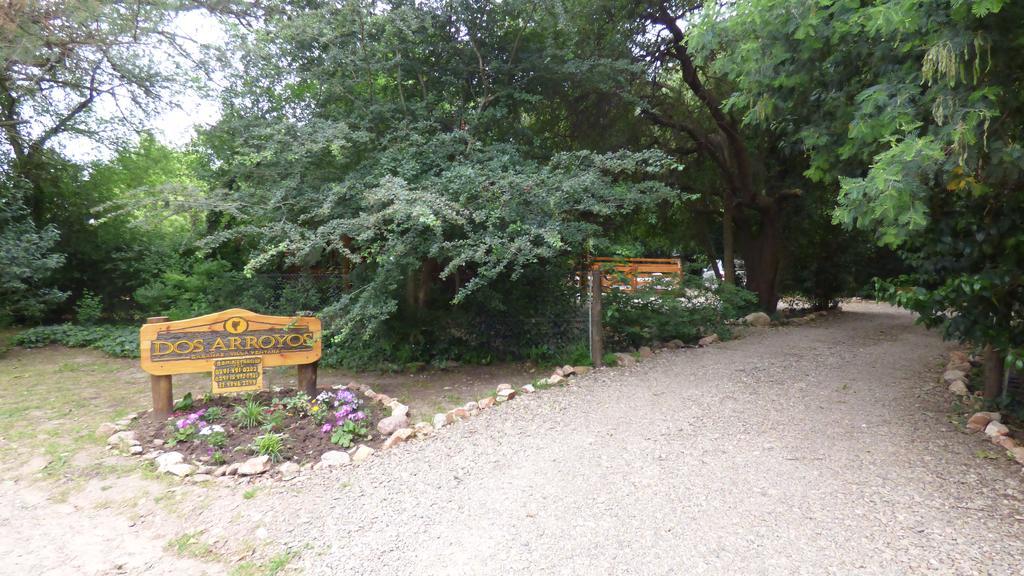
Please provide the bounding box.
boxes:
[176,418,187,429]
[350,411,366,421]
[321,423,333,433]
[198,421,208,429]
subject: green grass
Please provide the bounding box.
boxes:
[243,487,259,500]
[0,345,209,480]
[167,531,219,561]
[230,551,295,576]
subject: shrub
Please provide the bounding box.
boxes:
[12,324,139,357]
[74,290,104,325]
[250,433,286,462]
[603,276,757,350]
[233,398,267,429]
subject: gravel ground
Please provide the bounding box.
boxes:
[6,302,1024,575]
[263,302,1024,575]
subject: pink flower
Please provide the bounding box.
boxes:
[321,423,333,433]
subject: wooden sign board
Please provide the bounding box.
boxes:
[140,309,322,376]
[212,356,264,394]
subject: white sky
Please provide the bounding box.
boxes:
[61,11,226,162]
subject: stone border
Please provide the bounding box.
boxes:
[945,350,1024,469]
[99,306,845,483]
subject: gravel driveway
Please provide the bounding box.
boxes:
[7,302,1024,575]
[256,302,1024,575]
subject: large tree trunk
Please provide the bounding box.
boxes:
[738,206,782,313]
[983,346,1004,401]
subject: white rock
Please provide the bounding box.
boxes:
[637,346,654,358]
[351,444,375,464]
[698,334,720,347]
[414,422,435,437]
[942,370,967,384]
[521,384,536,394]
[496,383,513,392]
[377,414,410,436]
[613,353,636,367]
[432,412,448,429]
[155,451,185,472]
[383,428,415,450]
[106,430,137,449]
[237,455,272,476]
[562,365,575,376]
[985,421,1010,438]
[464,401,479,412]
[165,463,195,477]
[389,402,410,418]
[278,462,301,480]
[948,380,970,396]
[548,374,565,385]
[320,450,351,467]
[96,422,119,438]
[966,412,1001,433]
[128,445,144,456]
[496,388,516,402]
[744,312,771,327]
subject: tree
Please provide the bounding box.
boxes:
[617,0,810,312]
[196,0,680,350]
[0,180,65,324]
[700,0,1024,399]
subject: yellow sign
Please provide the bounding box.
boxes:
[211,356,263,394]
[139,308,322,376]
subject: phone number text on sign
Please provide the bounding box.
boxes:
[212,356,263,394]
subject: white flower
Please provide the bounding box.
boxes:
[199,424,225,435]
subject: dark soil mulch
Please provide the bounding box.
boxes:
[133,388,386,465]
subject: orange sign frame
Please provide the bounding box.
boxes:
[139,308,322,376]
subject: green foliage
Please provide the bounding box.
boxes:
[250,433,286,462]
[702,0,1024,394]
[74,291,104,325]
[233,398,267,429]
[173,393,194,413]
[0,186,67,324]
[274,393,311,417]
[329,420,368,449]
[191,0,682,361]
[203,406,225,422]
[604,277,757,349]
[202,431,227,448]
[12,324,138,357]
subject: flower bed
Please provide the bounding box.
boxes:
[134,388,384,466]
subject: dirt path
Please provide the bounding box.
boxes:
[5,303,1024,574]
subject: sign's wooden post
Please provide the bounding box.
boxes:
[589,270,603,368]
[147,316,174,418]
[298,361,318,397]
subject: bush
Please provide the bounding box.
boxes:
[603,276,757,350]
[74,290,104,325]
[12,324,138,357]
